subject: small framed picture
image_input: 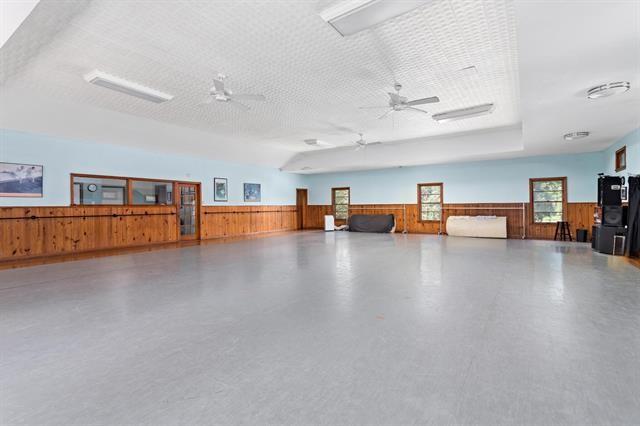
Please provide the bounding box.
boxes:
[244,183,261,202]
[0,162,44,198]
[622,186,628,202]
[214,177,228,202]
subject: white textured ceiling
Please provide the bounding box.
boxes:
[0,0,638,172]
[0,0,40,49]
[1,0,520,168]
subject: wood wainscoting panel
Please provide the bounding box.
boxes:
[201,205,298,239]
[0,206,178,261]
[305,202,596,240]
[304,205,334,229]
[528,202,596,240]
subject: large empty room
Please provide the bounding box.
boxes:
[1,0,639,424]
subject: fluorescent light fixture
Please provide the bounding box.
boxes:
[320,0,430,36]
[432,103,495,123]
[563,131,590,141]
[587,81,630,99]
[304,138,332,147]
[84,70,174,103]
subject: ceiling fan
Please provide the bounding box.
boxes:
[352,133,381,151]
[200,73,265,111]
[360,83,440,119]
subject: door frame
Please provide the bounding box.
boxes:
[175,181,201,241]
[296,188,308,230]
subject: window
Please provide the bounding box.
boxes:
[72,176,128,205]
[131,180,173,205]
[332,187,350,220]
[71,174,176,206]
[616,146,626,172]
[530,177,567,224]
[418,183,442,221]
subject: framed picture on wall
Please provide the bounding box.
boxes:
[0,162,43,198]
[615,146,626,172]
[244,183,261,202]
[214,177,228,202]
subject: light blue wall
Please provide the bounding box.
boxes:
[601,128,639,178]
[6,127,637,207]
[303,152,605,205]
[0,129,303,206]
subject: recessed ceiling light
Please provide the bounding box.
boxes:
[320,0,430,37]
[563,131,590,141]
[84,70,174,103]
[587,82,630,99]
[432,103,495,122]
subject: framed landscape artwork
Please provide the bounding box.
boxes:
[0,162,43,197]
[244,183,261,202]
[214,177,228,202]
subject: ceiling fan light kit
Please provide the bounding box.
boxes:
[432,103,495,123]
[320,0,430,36]
[84,70,174,103]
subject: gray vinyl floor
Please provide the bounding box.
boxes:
[1,232,639,425]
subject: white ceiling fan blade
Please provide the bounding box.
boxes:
[406,106,429,114]
[377,109,394,120]
[232,93,265,102]
[407,96,440,106]
[354,144,364,151]
[228,100,250,112]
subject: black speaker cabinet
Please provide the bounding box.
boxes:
[593,225,627,255]
[602,205,624,226]
[598,176,623,206]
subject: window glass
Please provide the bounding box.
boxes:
[72,176,127,205]
[333,188,350,220]
[131,180,173,205]
[531,178,565,223]
[419,184,442,221]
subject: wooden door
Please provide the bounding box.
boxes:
[177,183,200,240]
[296,188,308,230]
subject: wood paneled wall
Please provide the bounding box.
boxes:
[201,205,298,239]
[0,200,596,263]
[304,205,334,229]
[0,206,178,261]
[304,202,597,240]
[1,204,298,262]
[527,202,596,240]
